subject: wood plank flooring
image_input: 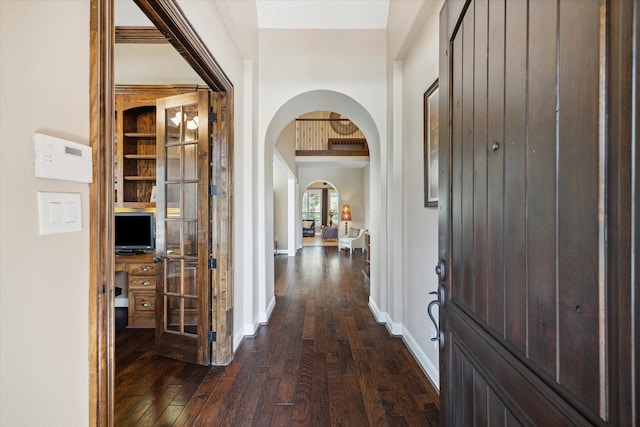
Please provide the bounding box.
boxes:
[115,246,440,426]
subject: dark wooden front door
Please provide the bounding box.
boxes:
[438,0,637,424]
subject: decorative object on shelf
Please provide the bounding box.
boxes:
[341,204,351,235]
[424,79,439,207]
[150,185,157,203]
[329,112,358,135]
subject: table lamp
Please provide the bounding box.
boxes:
[341,204,351,235]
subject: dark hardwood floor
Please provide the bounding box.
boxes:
[115,246,440,426]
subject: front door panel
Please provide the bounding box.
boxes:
[439,0,636,424]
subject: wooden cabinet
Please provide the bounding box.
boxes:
[126,260,157,328]
[114,253,157,328]
[114,85,205,207]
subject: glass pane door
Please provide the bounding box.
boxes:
[155,91,210,365]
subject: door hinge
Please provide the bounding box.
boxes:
[209,185,217,196]
[208,111,217,123]
[208,258,217,269]
[208,331,217,342]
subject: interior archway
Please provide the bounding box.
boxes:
[257,90,387,327]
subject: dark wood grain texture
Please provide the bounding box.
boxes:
[485,0,506,338]
[115,247,440,426]
[440,0,636,424]
[502,0,527,355]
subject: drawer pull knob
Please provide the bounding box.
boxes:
[141,302,150,307]
[141,266,150,272]
[142,281,151,286]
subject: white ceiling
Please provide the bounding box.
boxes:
[255,0,390,29]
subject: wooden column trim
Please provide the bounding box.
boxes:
[90,0,114,425]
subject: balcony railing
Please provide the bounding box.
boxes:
[296,118,369,156]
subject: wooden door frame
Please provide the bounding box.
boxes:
[89,0,233,425]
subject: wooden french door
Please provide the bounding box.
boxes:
[438,0,636,425]
[155,91,212,366]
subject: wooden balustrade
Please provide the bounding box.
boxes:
[295,118,368,156]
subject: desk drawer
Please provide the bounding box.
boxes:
[129,276,157,290]
[128,291,155,328]
[128,263,157,276]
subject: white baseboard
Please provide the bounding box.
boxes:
[265,295,276,321]
[367,296,440,391]
[233,323,256,352]
[402,326,440,390]
[384,312,403,336]
[235,297,276,352]
[368,296,386,322]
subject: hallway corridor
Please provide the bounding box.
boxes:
[115,246,440,425]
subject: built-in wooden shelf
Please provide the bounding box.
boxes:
[124,154,156,160]
[124,176,156,181]
[124,132,155,138]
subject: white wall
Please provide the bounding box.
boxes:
[396,0,443,388]
[115,44,207,85]
[0,2,90,425]
[178,1,257,345]
[273,165,289,253]
[275,121,297,176]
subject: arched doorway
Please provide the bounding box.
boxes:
[257,90,386,328]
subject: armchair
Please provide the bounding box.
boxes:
[338,226,367,254]
[302,219,315,237]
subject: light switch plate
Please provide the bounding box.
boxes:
[37,192,82,235]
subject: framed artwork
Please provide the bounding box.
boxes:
[424,79,439,207]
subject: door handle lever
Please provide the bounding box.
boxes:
[428,289,445,348]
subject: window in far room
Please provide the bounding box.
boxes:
[302,189,322,225]
[329,190,338,225]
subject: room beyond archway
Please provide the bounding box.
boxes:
[301,181,339,247]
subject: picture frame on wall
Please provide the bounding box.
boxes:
[424,79,439,207]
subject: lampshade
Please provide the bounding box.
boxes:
[341,204,352,221]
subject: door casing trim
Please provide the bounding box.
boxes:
[89,0,232,424]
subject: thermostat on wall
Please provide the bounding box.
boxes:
[34,133,92,183]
